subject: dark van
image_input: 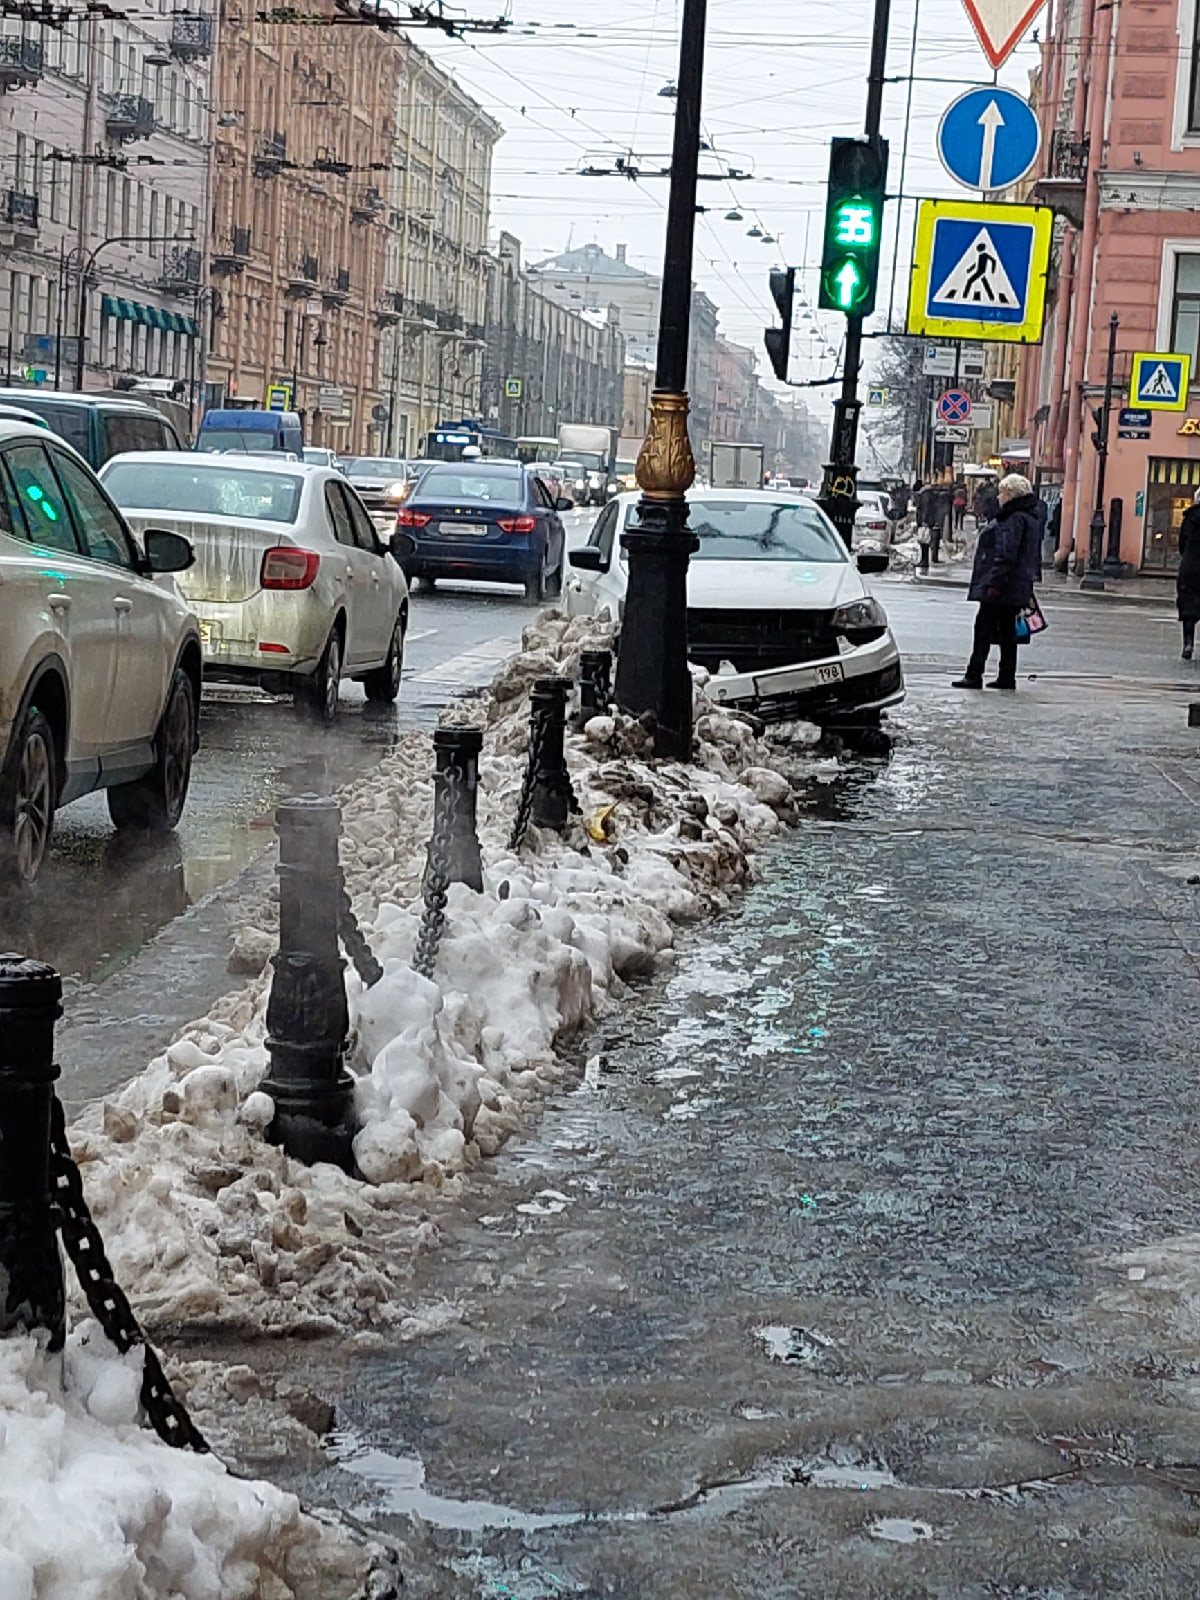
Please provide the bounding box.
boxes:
[196,409,304,456]
[0,390,182,470]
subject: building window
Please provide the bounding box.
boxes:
[1171,252,1200,367]
[1192,0,1200,132]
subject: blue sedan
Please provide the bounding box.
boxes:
[396,461,570,601]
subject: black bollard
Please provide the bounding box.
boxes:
[0,955,66,1348]
[530,676,574,831]
[261,796,356,1171]
[578,649,613,726]
[428,724,484,893]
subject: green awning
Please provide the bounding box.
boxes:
[100,296,193,332]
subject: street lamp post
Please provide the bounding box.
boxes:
[1082,311,1120,591]
[73,233,188,390]
[613,0,706,759]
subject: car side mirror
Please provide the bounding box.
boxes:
[857,550,889,575]
[555,496,574,512]
[142,528,194,573]
[390,529,417,563]
[569,546,605,572]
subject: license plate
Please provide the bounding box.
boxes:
[815,662,845,685]
[440,521,487,537]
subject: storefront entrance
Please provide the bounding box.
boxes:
[1143,457,1200,570]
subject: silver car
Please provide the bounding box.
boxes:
[101,454,409,722]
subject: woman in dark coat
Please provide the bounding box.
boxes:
[952,473,1043,692]
[1177,489,1200,659]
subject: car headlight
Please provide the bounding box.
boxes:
[575,478,587,490]
[831,597,887,630]
[385,481,409,500]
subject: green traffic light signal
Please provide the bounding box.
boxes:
[819,136,888,318]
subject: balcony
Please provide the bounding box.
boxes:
[104,93,155,142]
[413,300,436,325]
[169,14,212,59]
[436,308,463,332]
[285,253,320,298]
[1032,131,1089,227]
[212,227,251,275]
[160,243,202,292]
[351,185,384,224]
[2,189,39,235]
[322,266,351,308]
[0,35,43,91]
[313,147,351,178]
[375,290,404,328]
[252,131,287,177]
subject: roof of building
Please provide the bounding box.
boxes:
[531,243,654,281]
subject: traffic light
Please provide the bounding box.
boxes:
[763,267,795,383]
[818,135,888,318]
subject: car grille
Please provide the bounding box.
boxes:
[687,607,838,673]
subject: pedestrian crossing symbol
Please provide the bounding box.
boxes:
[1130,351,1190,412]
[907,198,1053,345]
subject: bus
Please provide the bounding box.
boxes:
[422,422,519,462]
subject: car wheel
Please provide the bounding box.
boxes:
[298,627,342,724]
[545,557,564,600]
[0,706,57,886]
[363,614,405,704]
[419,575,438,592]
[108,668,196,833]
[524,556,549,604]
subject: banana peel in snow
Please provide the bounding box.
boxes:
[586,803,617,844]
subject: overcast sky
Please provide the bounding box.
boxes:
[423,0,1043,392]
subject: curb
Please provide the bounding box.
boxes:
[911,573,1174,611]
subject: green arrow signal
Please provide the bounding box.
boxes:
[833,259,861,309]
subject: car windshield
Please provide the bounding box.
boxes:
[416,465,524,503]
[302,449,332,465]
[197,429,284,454]
[347,459,408,479]
[622,498,847,563]
[103,461,302,524]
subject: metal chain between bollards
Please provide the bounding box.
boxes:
[337,874,384,989]
[508,699,550,854]
[48,1097,209,1453]
[412,757,460,980]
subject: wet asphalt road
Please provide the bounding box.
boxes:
[201,591,1200,1599]
[2,572,550,1110]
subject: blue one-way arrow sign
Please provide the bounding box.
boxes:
[937,85,1041,193]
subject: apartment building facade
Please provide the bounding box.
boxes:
[0,5,213,396]
[1022,0,1200,573]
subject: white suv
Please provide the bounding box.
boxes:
[0,421,201,885]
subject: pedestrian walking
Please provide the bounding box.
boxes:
[1176,488,1200,659]
[952,473,1043,692]
[976,478,1000,526]
[952,483,967,532]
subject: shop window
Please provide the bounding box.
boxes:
[1143,458,1200,570]
[1172,252,1200,366]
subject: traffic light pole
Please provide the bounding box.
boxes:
[817,0,892,548]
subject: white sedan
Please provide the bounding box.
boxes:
[565,488,904,729]
[101,454,409,723]
[853,488,893,547]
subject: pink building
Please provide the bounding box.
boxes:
[1023,0,1200,574]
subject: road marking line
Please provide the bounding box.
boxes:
[406,628,438,644]
[408,634,521,686]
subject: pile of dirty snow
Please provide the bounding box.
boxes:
[0,1323,377,1600]
[64,614,820,1335]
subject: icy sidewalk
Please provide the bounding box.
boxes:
[0,1323,384,1600]
[57,615,818,1338]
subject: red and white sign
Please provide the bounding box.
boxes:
[960,0,1046,70]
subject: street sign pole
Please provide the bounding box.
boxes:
[818,0,891,548]
[1081,311,1120,589]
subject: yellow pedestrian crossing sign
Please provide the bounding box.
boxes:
[1129,351,1190,411]
[906,198,1053,345]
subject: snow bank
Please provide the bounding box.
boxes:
[64,613,819,1335]
[0,1323,373,1600]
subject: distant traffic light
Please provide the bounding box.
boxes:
[763,267,796,383]
[818,136,888,318]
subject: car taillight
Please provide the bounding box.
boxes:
[396,508,431,528]
[497,515,537,534]
[261,547,320,590]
